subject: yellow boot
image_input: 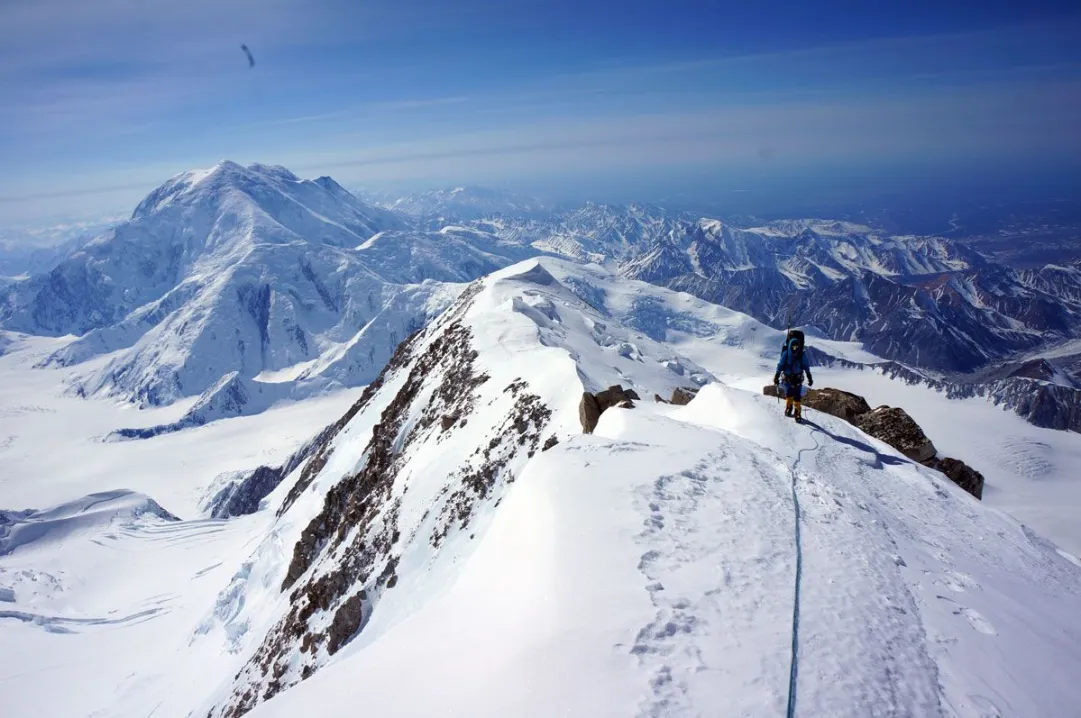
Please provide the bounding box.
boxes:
[794,399,803,422]
[784,397,794,417]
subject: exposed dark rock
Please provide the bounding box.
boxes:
[624,389,641,401]
[802,387,872,422]
[206,424,334,519]
[762,384,780,398]
[836,359,1081,434]
[579,392,602,434]
[924,456,985,500]
[440,414,459,431]
[579,384,638,432]
[596,385,631,410]
[654,393,669,403]
[542,435,559,451]
[765,383,985,500]
[326,592,365,655]
[221,321,489,717]
[276,326,423,517]
[671,387,699,405]
[430,391,552,548]
[854,406,937,463]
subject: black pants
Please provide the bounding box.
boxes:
[783,374,804,399]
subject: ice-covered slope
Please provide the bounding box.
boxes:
[3,258,1080,718]
[1,163,533,416]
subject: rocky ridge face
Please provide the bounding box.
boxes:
[211,278,562,717]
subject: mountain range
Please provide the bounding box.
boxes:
[2,165,1080,434]
[3,171,1081,717]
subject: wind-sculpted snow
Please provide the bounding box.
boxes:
[242,377,1081,718]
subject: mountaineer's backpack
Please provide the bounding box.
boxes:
[780,329,806,374]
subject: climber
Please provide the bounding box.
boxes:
[773,329,813,422]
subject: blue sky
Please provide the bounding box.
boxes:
[1,0,1080,224]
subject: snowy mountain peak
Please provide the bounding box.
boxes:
[0,162,524,410]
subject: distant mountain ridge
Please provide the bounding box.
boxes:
[461,207,1081,375]
[4,167,1081,432]
[377,186,551,224]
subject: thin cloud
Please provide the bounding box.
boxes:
[236,96,472,129]
[537,19,1081,88]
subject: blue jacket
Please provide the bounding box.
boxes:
[776,344,812,380]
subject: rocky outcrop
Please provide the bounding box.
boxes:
[924,457,984,500]
[579,384,638,433]
[853,406,937,463]
[803,387,872,422]
[216,302,558,717]
[204,424,335,519]
[221,322,490,717]
[579,393,602,433]
[760,383,984,499]
[761,385,871,422]
[840,360,1081,434]
[670,387,699,406]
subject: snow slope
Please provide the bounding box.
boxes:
[250,392,1081,718]
[672,331,1081,557]
[2,258,1079,718]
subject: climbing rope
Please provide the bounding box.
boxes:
[785,432,820,718]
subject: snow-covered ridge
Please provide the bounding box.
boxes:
[191,257,1081,718]
[472,206,1081,375]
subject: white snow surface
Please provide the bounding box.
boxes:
[1,258,1079,718]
